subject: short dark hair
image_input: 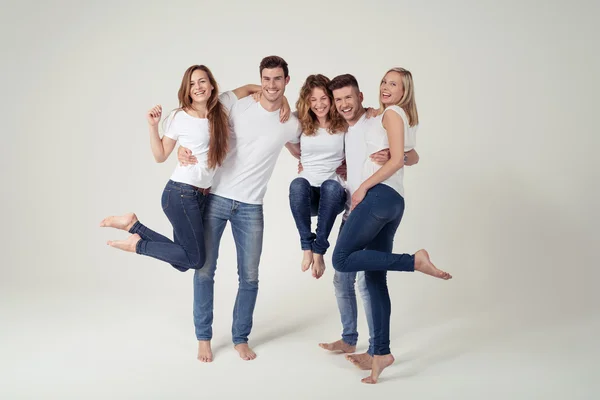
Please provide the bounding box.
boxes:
[259,55,289,78]
[328,74,360,92]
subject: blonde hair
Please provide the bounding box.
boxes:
[380,67,419,126]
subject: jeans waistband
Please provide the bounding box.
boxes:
[166,180,209,195]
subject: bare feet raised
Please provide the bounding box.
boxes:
[301,250,313,272]
[107,234,141,252]
[234,343,256,361]
[362,354,395,384]
[318,339,356,353]
[312,253,325,279]
[197,340,213,363]
[414,249,452,280]
[100,212,138,232]
[346,352,373,370]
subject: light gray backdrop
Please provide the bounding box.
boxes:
[1,0,598,398]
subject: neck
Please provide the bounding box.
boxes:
[347,107,365,127]
[187,101,208,118]
[317,115,329,128]
[260,96,283,112]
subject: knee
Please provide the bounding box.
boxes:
[289,177,310,196]
[190,253,207,270]
[332,247,346,272]
[194,260,215,281]
[239,275,259,290]
[333,271,355,296]
[320,180,344,199]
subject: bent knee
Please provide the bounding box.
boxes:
[321,180,344,196]
[332,250,346,272]
[289,177,310,193]
[190,253,207,270]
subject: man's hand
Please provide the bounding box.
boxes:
[336,160,347,181]
[177,146,197,166]
[404,149,419,166]
[370,149,390,165]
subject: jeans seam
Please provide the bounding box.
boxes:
[181,195,201,268]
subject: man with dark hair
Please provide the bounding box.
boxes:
[318,73,419,370]
[178,56,300,362]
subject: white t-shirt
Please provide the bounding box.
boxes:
[362,105,418,198]
[298,127,345,187]
[210,91,301,204]
[164,110,215,188]
[344,114,378,200]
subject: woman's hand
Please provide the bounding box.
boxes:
[280,96,290,123]
[351,185,368,211]
[147,105,162,126]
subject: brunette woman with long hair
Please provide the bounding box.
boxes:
[100,65,230,272]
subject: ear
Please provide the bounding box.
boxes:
[359,92,364,103]
[285,76,290,85]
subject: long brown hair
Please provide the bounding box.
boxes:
[176,65,229,169]
[380,67,419,126]
[296,74,347,136]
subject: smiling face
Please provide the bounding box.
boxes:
[380,70,404,106]
[188,68,213,104]
[261,67,289,103]
[309,87,330,119]
[332,85,364,124]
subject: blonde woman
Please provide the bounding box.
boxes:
[332,68,452,384]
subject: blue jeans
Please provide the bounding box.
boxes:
[334,270,374,355]
[129,180,206,272]
[335,220,374,355]
[193,194,263,345]
[332,184,415,356]
[289,178,346,254]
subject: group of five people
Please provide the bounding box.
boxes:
[100,55,452,384]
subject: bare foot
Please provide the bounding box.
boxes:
[107,234,141,252]
[197,340,213,363]
[414,249,452,280]
[312,253,325,279]
[301,250,313,272]
[362,354,395,384]
[234,343,256,361]
[318,339,356,353]
[100,212,138,231]
[346,352,373,370]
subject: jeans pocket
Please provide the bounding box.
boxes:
[161,189,171,211]
[366,190,386,221]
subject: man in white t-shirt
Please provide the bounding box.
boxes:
[178,56,301,362]
[317,74,419,370]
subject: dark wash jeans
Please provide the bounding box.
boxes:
[288,178,346,255]
[130,180,207,272]
[332,183,415,355]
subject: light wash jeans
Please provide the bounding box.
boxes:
[193,194,263,345]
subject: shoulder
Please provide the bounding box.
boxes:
[218,91,238,111]
[383,105,408,124]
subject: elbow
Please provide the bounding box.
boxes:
[391,157,404,171]
[153,154,166,163]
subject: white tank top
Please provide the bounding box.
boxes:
[362,105,417,198]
